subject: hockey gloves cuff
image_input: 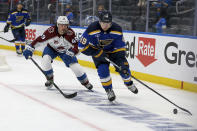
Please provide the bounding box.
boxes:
[65,48,75,57]
[23,45,35,59]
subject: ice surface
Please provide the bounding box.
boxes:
[0,49,197,131]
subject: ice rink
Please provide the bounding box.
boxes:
[0,49,197,131]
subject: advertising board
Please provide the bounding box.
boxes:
[0,22,196,91]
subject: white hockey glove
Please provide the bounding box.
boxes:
[65,48,75,57]
[23,45,35,59]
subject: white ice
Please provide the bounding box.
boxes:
[0,49,197,131]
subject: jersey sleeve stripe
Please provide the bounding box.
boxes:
[80,45,90,52]
[110,31,122,35]
[11,23,25,29]
[6,21,11,24]
[106,48,126,53]
[94,49,103,58]
[22,11,28,13]
[11,12,18,14]
[88,30,101,35]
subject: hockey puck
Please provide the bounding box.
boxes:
[173,109,178,114]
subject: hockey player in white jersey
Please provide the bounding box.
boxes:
[23,16,93,90]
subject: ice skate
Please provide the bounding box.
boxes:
[45,80,53,89]
[105,88,116,101]
[127,82,138,94]
[45,75,54,89]
[82,80,93,90]
[16,50,22,56]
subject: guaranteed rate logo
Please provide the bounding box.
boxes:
[136,37,157,67]
[164,42,197,68]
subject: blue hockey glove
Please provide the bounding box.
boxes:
[4,24,9,33]
[25,19,31,26]
[23,45,35,59]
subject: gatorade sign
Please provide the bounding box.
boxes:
[136,37,157,67]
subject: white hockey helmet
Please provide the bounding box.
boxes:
[57,16,69,25]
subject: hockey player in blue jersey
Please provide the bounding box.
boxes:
[4,2,31,56]
[78,11,138,101]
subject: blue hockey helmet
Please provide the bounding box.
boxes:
[99,10,112,23]
[17,1,24,6]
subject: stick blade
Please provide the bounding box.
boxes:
[10,39,16,42]
[179,107,192,115]
[63,92,77,98]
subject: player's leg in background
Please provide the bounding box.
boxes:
[59,53,93,90]
[19,27,26,53]
[12,28,22,55]
[41,46,57,89]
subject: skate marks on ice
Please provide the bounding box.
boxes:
[58,89,196,131]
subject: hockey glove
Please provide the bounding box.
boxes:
[23,45,35,59]
[4,24,9,33]
[25,19,31,26]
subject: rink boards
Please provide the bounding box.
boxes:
[0,22,197,92]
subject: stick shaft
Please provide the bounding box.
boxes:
[105,57,192,115]
[30,57,77,98]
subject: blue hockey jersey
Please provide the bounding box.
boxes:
[6,8,30,29]
[78,21,126,55]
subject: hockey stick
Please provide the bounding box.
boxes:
[29,57,77,99]
[105,57,192,115]
[0,36,15,42]
[0,28,11,33]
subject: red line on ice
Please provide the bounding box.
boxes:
[0,82,105,131]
